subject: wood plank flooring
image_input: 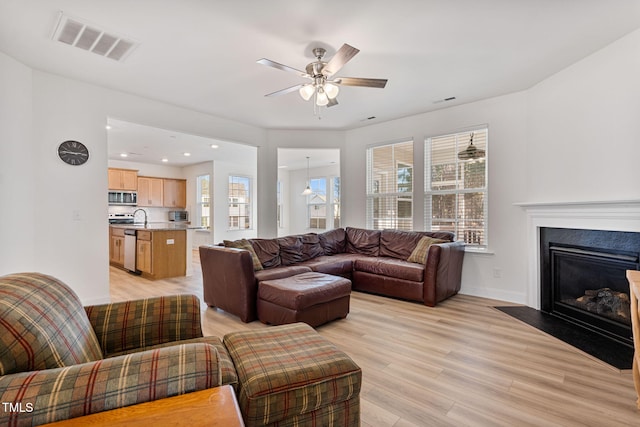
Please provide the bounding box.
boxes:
[109,254,640,426]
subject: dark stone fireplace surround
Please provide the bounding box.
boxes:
[517,200,640,352]
[539,227,640,346]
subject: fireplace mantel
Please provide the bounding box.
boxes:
[516,200,640,309]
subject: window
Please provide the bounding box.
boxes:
[228,175,251,230]
[332,176,340,228]
[366,140,414,230]
[304,176,340,230]
[425,128,488,247]
[196,174,210,228]
[308,177,327,229]
[276,180,283,229]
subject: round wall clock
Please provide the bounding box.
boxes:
[58,140,89,166]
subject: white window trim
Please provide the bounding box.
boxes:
[424,126,489,248]
[228,174,253,231]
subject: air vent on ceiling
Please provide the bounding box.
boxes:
[51,13,138,62]
[433,96,457,104]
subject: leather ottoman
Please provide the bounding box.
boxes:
[257,272,351,327]
[223,323,361,427]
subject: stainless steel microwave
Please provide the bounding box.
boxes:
[168,210,188,222]
[108,191,137,206]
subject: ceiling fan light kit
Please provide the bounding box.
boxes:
[258,43,387,112]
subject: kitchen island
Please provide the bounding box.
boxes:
[109,223,203,279]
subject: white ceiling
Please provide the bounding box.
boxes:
[2,0,640,165]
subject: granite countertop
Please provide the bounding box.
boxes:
[110,223,205,231]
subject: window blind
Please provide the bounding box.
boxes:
[425,128,488,246]
[366,140,414,230]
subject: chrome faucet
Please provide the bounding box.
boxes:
[132,208,148,228]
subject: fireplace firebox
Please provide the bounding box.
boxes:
[540,227,640,347]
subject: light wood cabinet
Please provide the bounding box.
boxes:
[137,177,164,207]
[108,168,138,190]
[163,179,187,208]
[109,228,125,266]
[135,229,185,279]
[136,232,152,273]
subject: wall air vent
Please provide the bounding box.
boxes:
[51,13,138,62]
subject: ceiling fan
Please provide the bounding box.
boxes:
[257,43,387,108]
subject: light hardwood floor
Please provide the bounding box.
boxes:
[109,254,640,426]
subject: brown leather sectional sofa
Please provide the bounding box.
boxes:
[199,227,466,323]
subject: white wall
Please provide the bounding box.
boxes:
[2,67,264,304]
[526,28,640,202]
[345,92,530,303]
[0,52,35,274]
[3,27,638,306]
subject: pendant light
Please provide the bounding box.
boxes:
[457,132,486,160]
[301,156,312,196]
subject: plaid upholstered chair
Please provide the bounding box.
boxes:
[0,272,237,426]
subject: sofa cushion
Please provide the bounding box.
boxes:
[224,239,263,271]
[346,227,381,256]
[277,235,304,266]
[0,273,104,375]
[299,254,356,278]
[377,229,448,259]
[249,238,281,269]
[254,265,312,283]
[354,257,425,282]
[407,236,448,264]
[223,323,361,427]
[106,335,238,389]
[318,228,347,255]
[300,233,324,261]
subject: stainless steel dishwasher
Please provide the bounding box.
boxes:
[124,229,137,272]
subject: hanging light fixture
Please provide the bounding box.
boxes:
[301,156,313,195]
[457,132,486,160]
[299,80,340,106]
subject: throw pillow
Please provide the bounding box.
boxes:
[223,239,264,271]
[407,236,447,264]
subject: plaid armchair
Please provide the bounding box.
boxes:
[0,272,236,426]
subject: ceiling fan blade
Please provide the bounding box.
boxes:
[264,84,304,97]
[322,44,360,76]
[334,77,388,88]
[327,98,339,108]
[256,58,310,77]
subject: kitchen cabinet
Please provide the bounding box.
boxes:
[135,229,185,279]
[108,168,138,190]
[136,231,152,273]
[137,177,164,207]
[163,179,187,208]
[109,228,125,266]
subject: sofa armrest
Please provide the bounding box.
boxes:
[85,294,203,356]
[199,245,258,323]
[424,240,466,306]
[0,342,221,426]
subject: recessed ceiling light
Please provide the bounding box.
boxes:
[162,158,168,162]
[120,153,128,157]
[105,125,112,130]
[210,144,219,149]
[183,152,191,156]
[278,165,288,169]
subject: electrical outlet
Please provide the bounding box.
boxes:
[72,210,81,221]
[493,268,502,278]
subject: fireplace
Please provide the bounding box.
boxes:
[540,227,640,346]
